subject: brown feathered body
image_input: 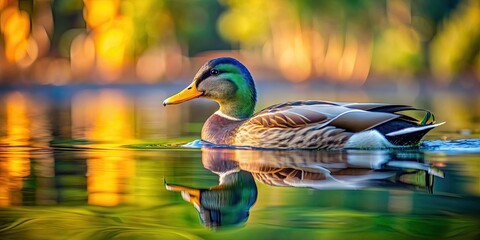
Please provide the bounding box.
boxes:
[202,100,439,149]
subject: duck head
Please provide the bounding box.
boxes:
[163,57,257,120]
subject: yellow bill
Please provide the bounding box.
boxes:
[163,82,203,106]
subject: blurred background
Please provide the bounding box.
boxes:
[0,0,478,85]
[0,0,479,147]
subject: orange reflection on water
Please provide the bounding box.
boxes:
[0,92,31,206]
[87,150,134,206]
[4,92,30,146]
[71,90,133,142]
[0,151,30,206]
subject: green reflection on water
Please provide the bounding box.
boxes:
[0,144,479,239]
[1,205,479,240]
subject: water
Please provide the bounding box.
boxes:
[0,85,479,239]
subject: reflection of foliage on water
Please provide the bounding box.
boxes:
[0,144,478,238]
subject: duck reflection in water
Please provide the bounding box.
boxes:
[165,149,258,229]
[166,148,443,228]
[235,149,443,191]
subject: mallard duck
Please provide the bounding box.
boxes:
[163,57,443,149]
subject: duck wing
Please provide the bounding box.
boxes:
[340,102,435,125]
[246,101,402,132]
[237,101,440,148]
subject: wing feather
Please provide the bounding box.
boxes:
[245,101,401,132]
[341,103,435,124]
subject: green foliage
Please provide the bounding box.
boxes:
[3,0,477,81]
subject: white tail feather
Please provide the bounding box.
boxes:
[386,122,445,137]
[345,130,394,149]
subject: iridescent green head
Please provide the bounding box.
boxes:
[163,57,257,120]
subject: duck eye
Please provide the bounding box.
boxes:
[210,69,219,76]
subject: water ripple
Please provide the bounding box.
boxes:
[422,139,480,154]
[0,205,208,240]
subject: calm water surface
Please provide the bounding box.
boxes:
[0,85,479,239]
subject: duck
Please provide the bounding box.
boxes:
[163,57,443,149]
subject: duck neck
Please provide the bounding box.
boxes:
[219,99,255,120]
[215,69,257,120]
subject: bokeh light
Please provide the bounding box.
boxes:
[0,0,477,84]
